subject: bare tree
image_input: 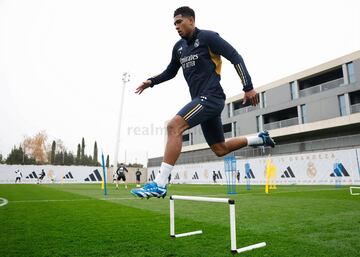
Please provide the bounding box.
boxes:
[23,131,48,164]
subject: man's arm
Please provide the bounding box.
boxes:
[135,45,181,95]
[206,31,258,105]
[206,31,253,91]
[148,45,181,86]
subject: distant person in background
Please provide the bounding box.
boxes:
[15,170,22,183]
[115,163,128,189]
[37,169,45,184]
[135,168,142,188]
[236,171,240,183]
[213,171,217,184]
[168,174,172,186]
[112,172,117,184]
[46,170,55,183]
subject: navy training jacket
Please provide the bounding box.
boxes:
[148,27,253,100]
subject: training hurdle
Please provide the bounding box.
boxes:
[350,186,360,195]
[169,195,266,254]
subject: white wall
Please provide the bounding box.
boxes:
[0,165,105,184]
[0,165,148,184]
[148,148,360,185]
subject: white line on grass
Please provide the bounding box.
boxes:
[200,188,341,198]
[9,197,137,203]
[5,188,341,204]
[0,197,9,207]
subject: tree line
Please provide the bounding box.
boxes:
[1,131,110,167]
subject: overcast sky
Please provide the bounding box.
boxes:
[1,0,359,166]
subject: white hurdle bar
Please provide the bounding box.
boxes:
[350,186,360,195]
[170,195,266,254]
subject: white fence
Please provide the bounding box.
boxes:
[0,165,105,184]
[148,148,360,185]
[0,165,147,184]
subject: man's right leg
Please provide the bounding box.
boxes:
[130,95,228,198]
[130,115,189,198]
[163,115,190,165]
[131,95,219,199]
[152,115,189,186]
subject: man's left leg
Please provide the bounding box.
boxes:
[210,132,275,157]
[200,116,275,157]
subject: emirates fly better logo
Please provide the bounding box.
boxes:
[180,54,198,69]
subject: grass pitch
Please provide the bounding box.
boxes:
[0,183,359,257]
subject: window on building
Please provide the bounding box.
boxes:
[349,90,360,114]
[227,103,231,118]
[233,122,237,137]
[347,62,356,83]
[338,94,347,116]
[182,134,190,142]
[298,66,343,91]
[182,133,190,146]
[300,104,307,123]
[223,123,232,138]
[263,107,298,130]
[256,116,261,132]
[290,81,298,100]
[261,91,266,108]
[223,123,232,133]
[190,133,193,145]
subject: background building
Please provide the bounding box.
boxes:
[149,51,360,166]
[148,51,360,185]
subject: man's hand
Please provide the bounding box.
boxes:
[135,80,152,95]
[243,89,259,106]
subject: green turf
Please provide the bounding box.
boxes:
[0,184,359,257]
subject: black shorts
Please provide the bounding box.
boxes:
[136,176,141,181]
[117,173,126,181]
[177,95,225,146]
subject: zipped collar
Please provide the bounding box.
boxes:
[186,27,200,44]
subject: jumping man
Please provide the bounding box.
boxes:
[131,6,275,199]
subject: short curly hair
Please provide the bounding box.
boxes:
[174,6,195,20]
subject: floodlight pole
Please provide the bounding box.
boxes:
[114,72,130,168]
